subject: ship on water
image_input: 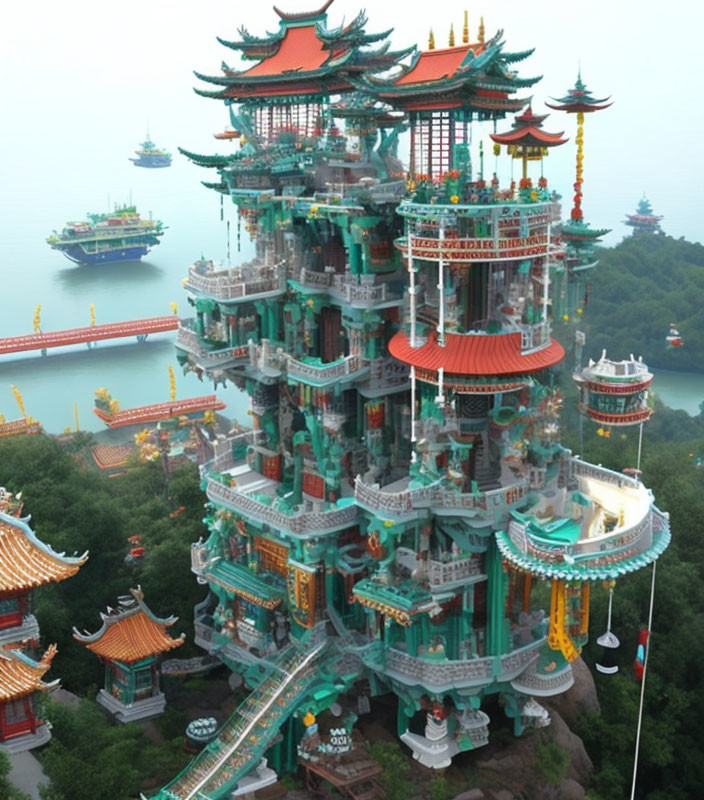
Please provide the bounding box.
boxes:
[130,135,172,168]
[46,205,165,264]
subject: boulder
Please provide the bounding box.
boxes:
[543,658,599,729]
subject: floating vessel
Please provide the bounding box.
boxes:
[213,126,240,141]
[46,206,165,264]
[130,136,172,168]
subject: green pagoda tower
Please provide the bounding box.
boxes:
[625,196,663,235]
[153,4,670,797]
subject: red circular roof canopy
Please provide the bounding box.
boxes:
[389,330,565,377]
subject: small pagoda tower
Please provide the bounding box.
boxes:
[0,494,87,751]
[574,351,654,427]
[625,196,663,235]
[490,106,568,187]
[547,71,612,318]
[73,587,184,723]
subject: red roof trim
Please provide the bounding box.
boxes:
[389,330,565,377]
[225,80,348,98]
[491,125,567,146]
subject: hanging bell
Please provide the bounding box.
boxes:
[595,582,620,675]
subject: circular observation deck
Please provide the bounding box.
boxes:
[395,199,562,264]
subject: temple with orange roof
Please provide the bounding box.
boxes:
[0,644,59,751]
[73,587,184,722]
[0,498,87,751]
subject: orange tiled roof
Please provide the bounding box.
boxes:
[0,643,58,701]
[0,511,88,592]
[73,588,184,664]
[91,443,133,470]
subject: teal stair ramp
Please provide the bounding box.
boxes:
[151,639,327,800]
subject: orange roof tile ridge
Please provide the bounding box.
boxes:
[0,508,89,567]
[72,586,181,644]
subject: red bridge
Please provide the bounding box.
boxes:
[94,395,226,428]
[0,316,179,356]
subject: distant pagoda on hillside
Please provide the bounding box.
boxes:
[625,196,663,235]
[151,3,671,797]
[0,493,87,751]
[74,587,183,723]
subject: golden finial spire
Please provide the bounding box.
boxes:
[428,29,435,50]
[449,24,455,47]
[478,16,485,44]
[463,10,469,44]
[169,365,176,402]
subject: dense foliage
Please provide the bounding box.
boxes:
[38,697,189,800]
[0,434,207,692]
[555,411,704,800]
[578,234,704,371]
[553,243,704,800]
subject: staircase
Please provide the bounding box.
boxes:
[473,437,501,492]
[151,640,327,800]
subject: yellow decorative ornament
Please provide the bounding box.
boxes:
[303,711,316,727]
[530,190,538,201]
[493,143,500,156]
[562,313,569,322]
[383,520,394,528]
[577,307,583,315]
[450,195,460,204]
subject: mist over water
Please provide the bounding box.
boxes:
[1,0,702,430]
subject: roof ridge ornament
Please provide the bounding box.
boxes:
[273,0,334,21]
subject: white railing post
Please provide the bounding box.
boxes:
[407,226,417,348]
[437,221,446,347]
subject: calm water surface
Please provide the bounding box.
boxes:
[651,369,704,416]
[0,158,252,433]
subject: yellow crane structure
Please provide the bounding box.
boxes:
[169,366,177,401]
[547,579,590,663]
[33,305,42,333]
[10,385,27,419]
[90,303,96,327]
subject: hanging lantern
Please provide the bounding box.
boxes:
[596,581,620,675]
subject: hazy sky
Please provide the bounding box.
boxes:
[2,0,702,244]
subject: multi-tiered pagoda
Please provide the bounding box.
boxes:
[0,492,87,751]
[625,196,663,236]
[157,3,670,797]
